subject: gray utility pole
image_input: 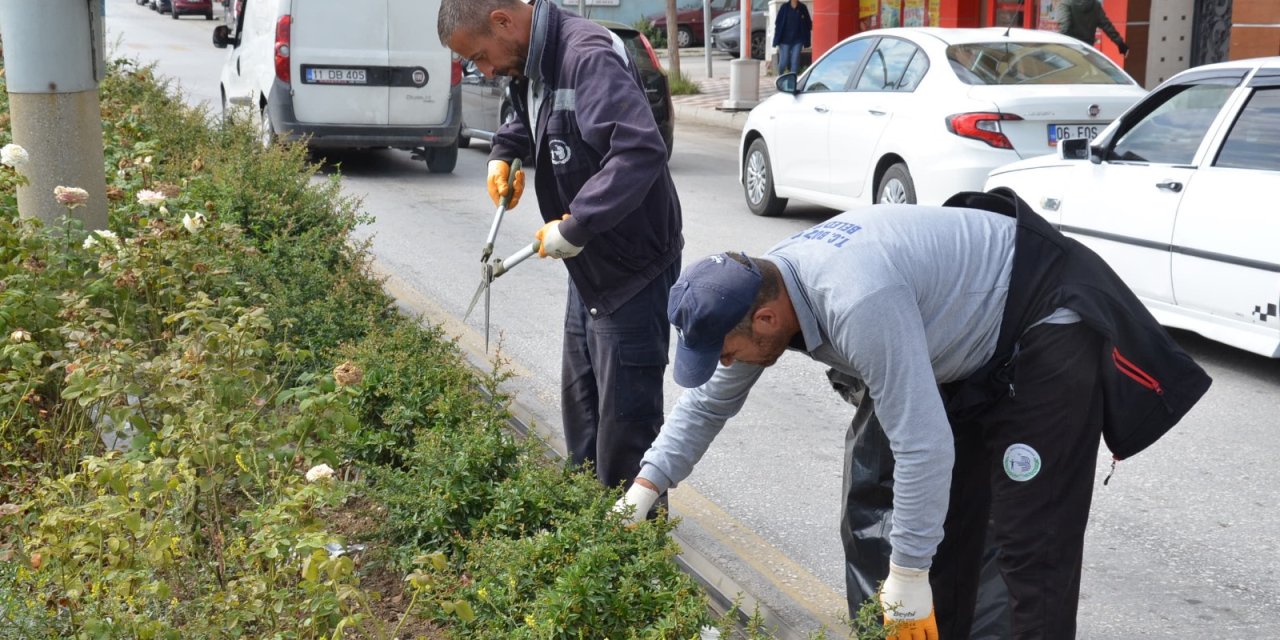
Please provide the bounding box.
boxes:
[0,0,108,230]
[720,0,759,110]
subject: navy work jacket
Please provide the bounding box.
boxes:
[490,0,683,316]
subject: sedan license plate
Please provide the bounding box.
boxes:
[1048,123,1100,146]
[305,67,368,85]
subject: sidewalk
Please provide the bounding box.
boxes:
[660,48,779,133]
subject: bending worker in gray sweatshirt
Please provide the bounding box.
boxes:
[614,191,1210,639]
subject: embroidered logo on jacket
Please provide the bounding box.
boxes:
[1003,444,1042,482]
[549,140,572,165]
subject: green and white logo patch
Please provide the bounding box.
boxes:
[1003,443,1042,482]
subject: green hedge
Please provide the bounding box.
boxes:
[0,58,717,639]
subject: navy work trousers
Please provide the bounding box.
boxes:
[934,321,1105,639]
[561,260,679,490]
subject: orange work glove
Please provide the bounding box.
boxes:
[486,159,524,209]
[880,562,939,640]
[535,214,583,259]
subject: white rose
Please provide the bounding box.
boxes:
[9,329,32,342]
[54,186,90,209]
[136,189,167,207]
[1,144,29,169]
[305,464,335,482]
[83,229,120,250]
[182,212,206,234]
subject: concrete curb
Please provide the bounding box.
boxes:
[673,101,753,134]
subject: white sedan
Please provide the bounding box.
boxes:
[739,27,1147,216]
[986,57,1280,358]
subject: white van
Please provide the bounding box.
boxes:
[212,0,461,173]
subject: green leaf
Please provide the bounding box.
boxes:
[455,599,475,623]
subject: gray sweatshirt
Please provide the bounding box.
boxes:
[638,204,1016,570]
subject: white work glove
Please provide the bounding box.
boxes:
[879,562,939,640]
[535,214,583,259]
[611,482,659,525]
[486,159,524,209]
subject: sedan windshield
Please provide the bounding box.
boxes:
[947,42,1132,86]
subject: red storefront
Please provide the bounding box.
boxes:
[811,0,1128,64]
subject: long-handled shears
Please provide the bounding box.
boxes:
[463,158,540,352]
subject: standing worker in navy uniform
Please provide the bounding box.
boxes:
[773,0,812,75]
[615,190,1210,639]
[1056,0,1129,56]
[438,0,683,502]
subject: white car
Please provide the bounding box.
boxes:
[739,27,1147,216]
[986,57,1280,359]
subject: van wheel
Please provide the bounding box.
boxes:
[876,163,916,204]
[426,144,457,174]
[744,138,786,217]
[457,126,471,149]
[259,105,276,148]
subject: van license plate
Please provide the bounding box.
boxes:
[305,68,368,85]
[1048,124,1100,146]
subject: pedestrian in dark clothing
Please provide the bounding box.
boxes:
[773,0,812,75]
[438,0,684,498]
[1057,0,1129,56]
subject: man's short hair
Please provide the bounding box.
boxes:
[437,0,520,46]
[728,253,782,335]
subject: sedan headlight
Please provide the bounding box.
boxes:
[717,16,741,30]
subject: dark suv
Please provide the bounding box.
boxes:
[458,20,674,156]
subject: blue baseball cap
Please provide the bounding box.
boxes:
[668,253,763,388]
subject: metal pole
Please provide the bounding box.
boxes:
[704,0,713,78]
[0,0,109,230]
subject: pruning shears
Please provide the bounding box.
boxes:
[463,158,540,352]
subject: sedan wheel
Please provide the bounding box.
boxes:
[877,163,917,205]
[677,26,693,49]
[750,31,765,60]
[744,138,787,217]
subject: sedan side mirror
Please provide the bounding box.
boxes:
[775,72,798,94]
[1088,143,1105,165]
[1059,138,1090,160]
[212,25,239,49]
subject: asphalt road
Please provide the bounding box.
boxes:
[104,1,1280,635]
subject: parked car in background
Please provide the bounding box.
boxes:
[708,0,767,60]
[169,0,214,20]
[459,20,675,157]
[212,0,461,172]
[986,57,1280,358]
[649,0,736,49]
[738,27,1147,216]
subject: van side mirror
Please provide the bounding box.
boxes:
[775,72,798,94]
[212,25,239,49]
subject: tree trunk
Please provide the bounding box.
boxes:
[665,0,681,79]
